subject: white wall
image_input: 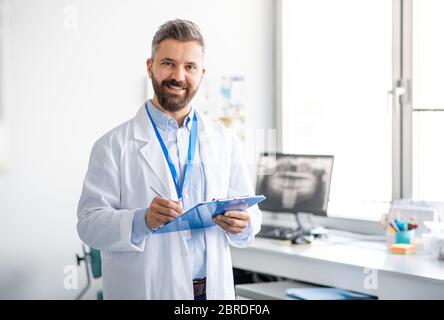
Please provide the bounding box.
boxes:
[0,0,274,299]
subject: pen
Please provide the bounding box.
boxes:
[389,222,399,232]
[408,223,418,230]
[150,186,184,207]
[150,186,165,198]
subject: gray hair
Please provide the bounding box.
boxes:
[151,19,205,58]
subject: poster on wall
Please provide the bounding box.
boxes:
[196,75,247,141]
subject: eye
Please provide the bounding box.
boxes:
[162,61,173,66]
[186,65,197,71]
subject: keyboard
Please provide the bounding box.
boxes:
[256,224,302,240]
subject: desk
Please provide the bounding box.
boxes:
[231,233,444,299]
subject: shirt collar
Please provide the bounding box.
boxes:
[147,100,194,132]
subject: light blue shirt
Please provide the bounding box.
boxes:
[131,100,207,280]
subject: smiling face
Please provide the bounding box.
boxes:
[147,39,205,113]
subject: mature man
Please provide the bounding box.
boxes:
[77,19,262,300]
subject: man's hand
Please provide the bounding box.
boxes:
[212,210,250,234]
[145,197,183,229]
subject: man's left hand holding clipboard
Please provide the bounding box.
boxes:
[212,210,250,234]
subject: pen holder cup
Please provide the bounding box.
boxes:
[395,230,415,244]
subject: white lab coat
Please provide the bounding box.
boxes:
[77,104,262,300]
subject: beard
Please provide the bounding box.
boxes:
[151,76,199,112]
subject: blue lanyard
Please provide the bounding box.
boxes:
[145,104,198,200]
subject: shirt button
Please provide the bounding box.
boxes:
[185,195,190,199]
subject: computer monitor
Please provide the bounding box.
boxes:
[256,153,334,242]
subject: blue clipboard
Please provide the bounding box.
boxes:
[152,195,266,234]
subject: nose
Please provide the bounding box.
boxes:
[171,66,186,82]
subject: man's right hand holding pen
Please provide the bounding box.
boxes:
[145,197,183,229]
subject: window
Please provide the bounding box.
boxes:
[278,0,443,221]
[412,0,444,201]
[279,0,392,220]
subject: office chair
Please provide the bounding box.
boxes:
[75,244,103,300]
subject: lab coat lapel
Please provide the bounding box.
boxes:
[133,104,178,201]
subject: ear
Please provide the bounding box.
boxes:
[146,58,154,79]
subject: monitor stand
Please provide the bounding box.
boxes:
[291,212,328,245]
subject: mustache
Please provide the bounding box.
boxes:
[161,79,189,90]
